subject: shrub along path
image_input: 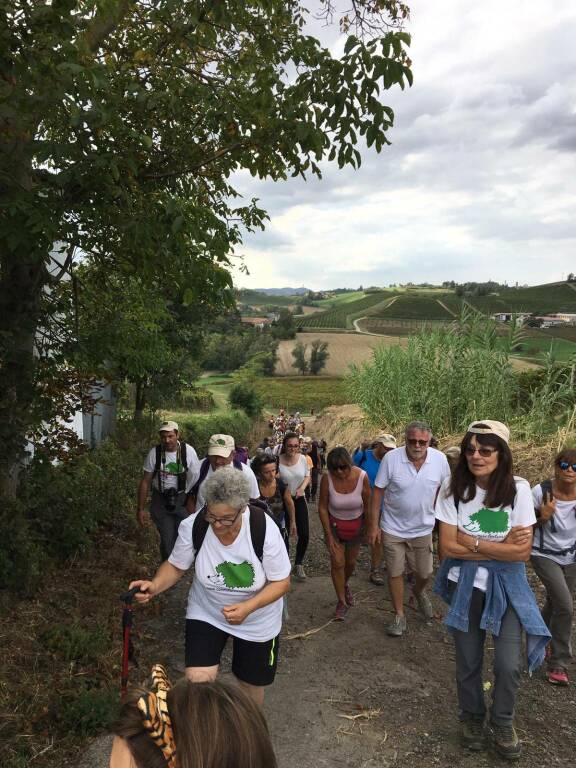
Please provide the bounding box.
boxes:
[81,494,576,768]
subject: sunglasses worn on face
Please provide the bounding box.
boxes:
[558,461,576,472]
[333,465,349,471]
[203,508,243,527]
[465,446,498,458]
[407,439,428,447]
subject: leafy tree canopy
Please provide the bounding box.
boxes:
[0,0,412,493]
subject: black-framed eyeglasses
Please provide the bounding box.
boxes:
[203,508,243,527]
[558,461,576,472]
[464,446,498,458]
[286,443,300,449]
[407,439,428,447]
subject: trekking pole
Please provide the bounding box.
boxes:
[119,586,141,698]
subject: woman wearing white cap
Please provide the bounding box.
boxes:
[434,420,550,760]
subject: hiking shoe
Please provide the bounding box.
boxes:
[415,591,434,621]
[335,601,348,621]
[293,564,307,582]
[344,583,354,606]
[369,570,386,586]
[386,614,407,637]
[547,668,569,686]
[490,723,521,760]
[461,719,486,751]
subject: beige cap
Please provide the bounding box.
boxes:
[208,434,235,457]
[373,433,397,449]
[467,420,510,444]
[159,420,179,432]
[444,446,461,459]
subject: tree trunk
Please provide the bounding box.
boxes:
[0,251,48,498]
[134,379,147,420]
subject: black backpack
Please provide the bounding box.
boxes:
[153,442,188,493]
[192,501,269,562]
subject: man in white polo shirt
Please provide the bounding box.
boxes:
[369,421,450,636]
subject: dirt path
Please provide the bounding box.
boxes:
[81,491,576,768]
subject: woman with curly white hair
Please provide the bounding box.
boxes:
[129,466,291,706]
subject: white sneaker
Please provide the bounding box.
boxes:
[293,564,307,581]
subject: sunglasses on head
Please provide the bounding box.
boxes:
[558,460,576,472]
[464,445,498,458]
[407,439,428,447]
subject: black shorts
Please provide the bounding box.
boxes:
[185,619,280,687]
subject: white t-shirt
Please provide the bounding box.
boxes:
[435,476,536,591]
[143,443,200,492]
[168,508,291,641]
[375,447,450,538]
[531,484,576,566]
[278,455,310,495]
[195,463,260,509]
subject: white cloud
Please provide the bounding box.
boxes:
[233,0,576,289]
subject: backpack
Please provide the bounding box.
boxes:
[192,501,269,562]
[153,442,188,493]
[533,479,576,558]
[188,456,243,500]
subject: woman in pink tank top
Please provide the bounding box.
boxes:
[318,446,371,620]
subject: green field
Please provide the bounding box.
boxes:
[256,376,347,413]
[238,289,302,306]
[504,335,576,363]
[314,290,367,307]
[294,292,392,329]
[369,294,456,320]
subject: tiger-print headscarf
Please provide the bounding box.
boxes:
[136,665,177,767]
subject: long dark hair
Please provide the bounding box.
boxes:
[449,429,516,508]
[280,431,299,455]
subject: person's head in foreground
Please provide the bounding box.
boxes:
[451,420,514,507]
[110,666,277,768]
[202,465,251,540]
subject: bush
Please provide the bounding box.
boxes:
[40,623,108,661]
[228,382,263,417]
[0,436,143,592]
[176,387,215,411]
[56,683,118,736]
[180,411,251,454]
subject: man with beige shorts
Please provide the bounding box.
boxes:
[369,421,450,636]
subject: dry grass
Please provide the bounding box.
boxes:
[275,333,405,377]
[0,522,160,768]
[310,405,573,484]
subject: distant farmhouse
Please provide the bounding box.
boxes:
[241,316,275,330]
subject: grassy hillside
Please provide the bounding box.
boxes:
[294,291,393,329]
[238,289,300,306]
[257,376,348,413]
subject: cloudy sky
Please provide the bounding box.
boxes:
[232,0,576,291]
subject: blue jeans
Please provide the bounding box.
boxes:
[450,584,522,726]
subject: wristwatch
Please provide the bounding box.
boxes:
[473,538,480,553]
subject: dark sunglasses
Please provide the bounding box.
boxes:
[332,464,350,471]
[464,446,498,458]
[558,461,576,472]
[407,439,428,447]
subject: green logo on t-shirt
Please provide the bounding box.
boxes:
[164,461,183,474]
[214,561,255,589]
[463,508,509,534]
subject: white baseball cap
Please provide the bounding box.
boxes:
[208,434,235,457]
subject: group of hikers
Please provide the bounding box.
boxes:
[113,416,576,766]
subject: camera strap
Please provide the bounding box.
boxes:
[154,442,188,495]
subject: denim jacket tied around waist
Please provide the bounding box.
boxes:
[434,558,551,674]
